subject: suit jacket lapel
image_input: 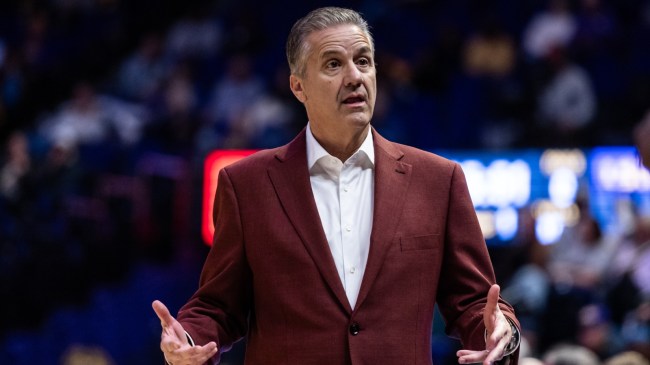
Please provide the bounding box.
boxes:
[355,129,412,310]
[267,129,353,313]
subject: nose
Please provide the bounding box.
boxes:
[343,62,363,87]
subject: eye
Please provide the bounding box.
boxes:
[356,57,372,67]
[326,60,341,69]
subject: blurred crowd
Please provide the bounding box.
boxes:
[1,0,649,363]
[492,198,650,364]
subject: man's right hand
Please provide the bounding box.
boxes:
[152,300,218,365]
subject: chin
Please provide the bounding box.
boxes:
[346,113,372,127]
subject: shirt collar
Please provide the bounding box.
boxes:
[306,122,375,171]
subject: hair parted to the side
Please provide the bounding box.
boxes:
[286,7,373,77]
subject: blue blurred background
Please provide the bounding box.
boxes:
[1,0,649,364]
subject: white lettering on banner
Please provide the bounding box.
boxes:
[535,210,565,245]
[593,155,650,192]
[461,159,531,208]
[548,167,579,208]
[495,206,518,241]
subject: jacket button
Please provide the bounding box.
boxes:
[349,323,360,335]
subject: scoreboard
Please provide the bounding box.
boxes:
[202,147,650,246]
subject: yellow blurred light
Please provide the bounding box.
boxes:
[539,149,587,176]
[531,199,581,227]
[476,210,496,239]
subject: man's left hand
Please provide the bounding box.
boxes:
[456,284,513,365]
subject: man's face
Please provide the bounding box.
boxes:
[289,24,377,136]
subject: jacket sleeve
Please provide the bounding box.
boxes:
[435,162,520,363]
[177,167,252,363]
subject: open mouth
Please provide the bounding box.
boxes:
[343,95,366,105]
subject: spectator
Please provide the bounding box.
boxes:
[619,303,650,358]
[238,66,299,149]
[1,47,26,110]
[577,303,624,360]
[463,16,516,78]
[542,343,601,365]
[520,357,545,365]
[144,61,199,153]
[523,0,577,61]
[462,15,523,148]
[546,203,615,291]
[38,81,147,150]
[165,4,222,62]
[0,131,32,204]
[538,201,616,352]
[606,213,650,325]
[604,351,649,365]
[502,206,552,345]
[198,53,265,151]
[535,46,596,146]
[114,32,170,102]
[61,344,115,365]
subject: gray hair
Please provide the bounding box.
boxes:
[286,7,374,76]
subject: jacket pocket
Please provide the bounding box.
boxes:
[399,234,441,251]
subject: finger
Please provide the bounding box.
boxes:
[168,342,218,363]
[164,344,192,364]
[483,334,512,365]
[170,318,190,344]
[457,349,488,364]
[152,300,175,328]
[161,336,182,353]
[484,285,500,321]
[484,285,503,335]
[188,342,219,362]
[154,300,188,349]
[486,315,510,350]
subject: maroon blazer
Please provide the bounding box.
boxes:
[178,128,519,365]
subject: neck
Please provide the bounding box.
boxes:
[310,123,370,162]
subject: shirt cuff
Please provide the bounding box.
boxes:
[484,317,521,357]
[185,331,195,346]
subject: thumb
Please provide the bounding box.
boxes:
[484,284,501,330]
[153,300,189,343]
[152,300,175,327]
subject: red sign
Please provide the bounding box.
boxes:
[202,150,256,245]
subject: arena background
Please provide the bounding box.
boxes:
[1,0,649,364]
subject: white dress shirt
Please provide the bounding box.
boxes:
[306,123,374,309]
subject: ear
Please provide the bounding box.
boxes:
[289,74,307,103]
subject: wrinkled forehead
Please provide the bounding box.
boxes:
[305,24,374,57]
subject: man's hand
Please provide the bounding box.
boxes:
[152,300,218,365]
[456,285,514,365]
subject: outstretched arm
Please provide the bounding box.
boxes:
[153,300,218,365]
[456,285,520,365]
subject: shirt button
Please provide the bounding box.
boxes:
[350,266,356,274]
[349,323,361,335]
[343,187,349,192]
[345,226,351,232]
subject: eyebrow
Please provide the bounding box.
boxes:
[320,45,373,60]
[320,49,343,60]
[357,46,372,56]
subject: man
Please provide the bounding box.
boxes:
[153,7,520,365]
